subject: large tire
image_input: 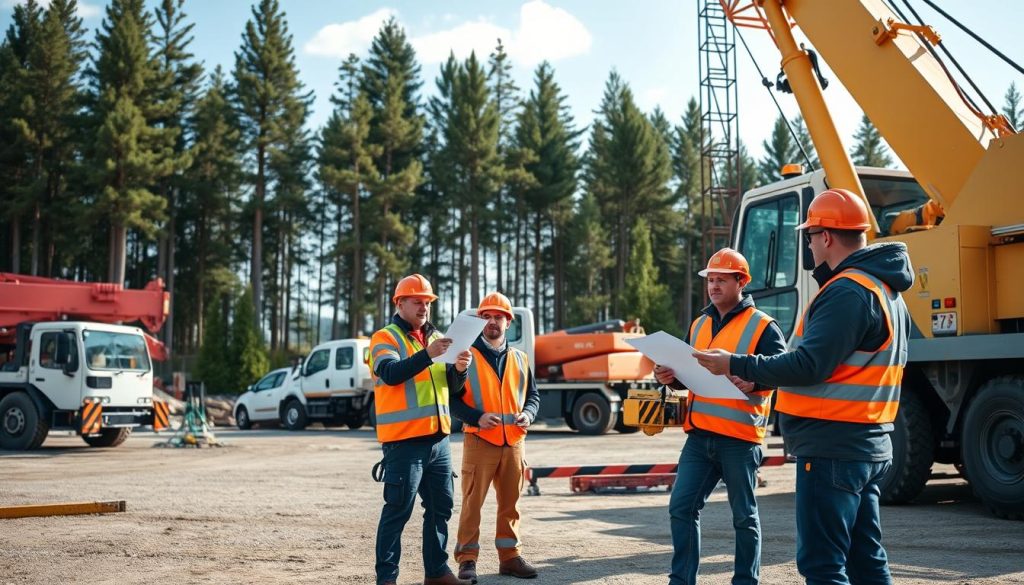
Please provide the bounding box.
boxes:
[82,428,131,448]
[881,390,934,504]
[282,399,308,431]
[0,392,49,450]
[961,376,1024,520]
[236,406,252,430]
[572,393,615,435]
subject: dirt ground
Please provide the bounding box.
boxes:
[2,424,1023,585]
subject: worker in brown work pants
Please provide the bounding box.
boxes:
[450,292,541,582]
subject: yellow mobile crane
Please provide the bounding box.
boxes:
[721,0,1024,519]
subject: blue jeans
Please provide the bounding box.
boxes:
[669,432,763,585]
[795,457,893,585]
[375,436,455,585]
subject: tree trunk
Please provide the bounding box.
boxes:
[110,223,127,286]
[683,236,693,328]
[458,225,467,313]
[30,203,40,276]
[349,180,363,338]
[197,208,207,349]
[252,145,265,329]
[164,188,176,355]
[553,219,564,330]
[470,208,480,307]
[316,197,326,345]
[513,207,521,305]
[533,212,541,331]
[10,218,20,273]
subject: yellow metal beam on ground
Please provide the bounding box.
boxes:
[0,500,126,519]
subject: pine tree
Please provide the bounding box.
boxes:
[1004,82,1023,131]
[792,115,818,171]
[360,18,423,326]
[514,62,580,329]
[183,67,242,351]
[152,0,202,352]
[759,115,798,184]
[448,52,501,308]
[0,1,43,274]
[319,54,379,339]
[670,98,704,327]
[86,0,173,285]
[585,71,672,319]
[566,193,613,324]
[487,38,521,293]
[232,0,305,330]
[196,294,234,393]
[622,218,677,335]
[850,114,893,167]
[231,286,269,394]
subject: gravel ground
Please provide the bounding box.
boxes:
[1,424,1022,584]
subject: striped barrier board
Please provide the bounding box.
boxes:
[525,455,789,496]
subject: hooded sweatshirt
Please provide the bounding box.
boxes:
[730,242,914,461]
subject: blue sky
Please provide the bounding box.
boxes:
[3,0,1023,166]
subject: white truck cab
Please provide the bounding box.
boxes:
[278,338,373,431]
[0,321,158,449]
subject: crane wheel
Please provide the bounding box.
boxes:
[962,376,1024,520]
[0,392,49,451]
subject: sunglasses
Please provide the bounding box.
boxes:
[803,229,825,244]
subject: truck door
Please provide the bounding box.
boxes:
[301,347,331,396]
[29,329,81,411]
[735,190,805,340]
[334,344,356,392]
[252,371,285,421]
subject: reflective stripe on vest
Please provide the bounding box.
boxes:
[683,307,776,444]
[369,323,451,442]
[463,345,529,446]
[775,269,907,424]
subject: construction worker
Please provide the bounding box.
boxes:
[693,189,913,585]
[655,247,787,585]
[451,292,541,583]
[370,273,474,585]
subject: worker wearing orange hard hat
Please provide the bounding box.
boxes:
[655,247,787,585]
[370,273,474,585]
[693,189,914,584]
[450,292,540,582]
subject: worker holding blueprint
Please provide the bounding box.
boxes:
[653,248,787,585]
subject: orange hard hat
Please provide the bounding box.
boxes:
[392,273,439,304]
[795,188,871,232]
[477,291,514,320]
[698,248,751,285]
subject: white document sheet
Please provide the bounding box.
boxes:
[434,313,487,364]
[626,331,748,400]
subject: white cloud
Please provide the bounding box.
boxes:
[304,1,591,67]
[411,18,510,65]
[3,0,100,18]
[509,0,591,66]
[303,7,397,58]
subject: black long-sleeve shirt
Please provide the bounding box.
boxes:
[450,335,541,427]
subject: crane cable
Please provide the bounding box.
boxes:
[886,0,1016,135]
[734,26,817,172]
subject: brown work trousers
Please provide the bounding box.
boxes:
[454,433,526,563]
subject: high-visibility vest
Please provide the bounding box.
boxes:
[775,269,906,424]
[369,323,451,443]
[684,306,776,444]
[461,345,530,446]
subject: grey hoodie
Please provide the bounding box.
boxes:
[731,242,914,461]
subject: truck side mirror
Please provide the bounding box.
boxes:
[57,332,78,376]
[55,334,70,365]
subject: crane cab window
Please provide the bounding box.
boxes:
[738,194,801,337]
[861,176,931,236]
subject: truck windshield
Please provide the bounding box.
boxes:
[83,330,150,372]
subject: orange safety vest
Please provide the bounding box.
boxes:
[775,269,906,424]
[684,306,776,444]
[369,323,451,443]
[461,345,530,446]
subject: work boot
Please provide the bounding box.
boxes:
[458,560,478,583]
[498,556,538,579]
[423,571,473,585]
